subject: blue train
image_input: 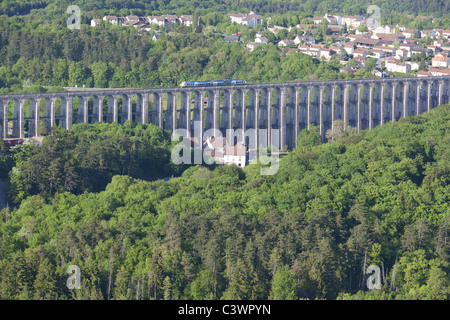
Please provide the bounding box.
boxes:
[179,79,247,87]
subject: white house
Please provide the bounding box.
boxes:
[242,14,263,28]
[246,42,258,51]
[406,61,420,71]
[432,54,450,68]
[255,36,268,44]
[341,15,364,28]
[353,49,367,58]
[91,19,101,27]
[223,143,246,167]
[443,30,450,39]
[179,15,193,26]
[320,48,336,61]
[227,13,246,24]
[429,68,450,76]
[228,12,262,27]
[148,16,166,27]
[203,137,246,167]
[386,61,411,73]
[369,48,384,59]
[278,40,296,47]
[103,15,118,25]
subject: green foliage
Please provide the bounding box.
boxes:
[7,122,178,204]
[0,104,448,300]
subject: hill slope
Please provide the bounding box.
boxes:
[0,105,448,300]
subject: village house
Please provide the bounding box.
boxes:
[227,12,262,27]
[255,36,269,44]
[432,54,450,68]
[228,13,246,24]
[327,25,344,35]
[91,19,101,27]
[323,14,340,25]
[440,46,450,55]
[148,16,167,27]
[242,14,263,28]
[371,68,385,78]
[278,39,296,47]
[246,42,258,51]
[125,15,140,23]
[417,70,430,77]
[223,35,244,44]
[203,137,247,167]
[103,15,118,25]
[320,48,336,61]
[421,30,437,38]
[342,42,355,55]
[341,15,365,28]
[298,45,320,57]
[179,15,193,26]
[312,16,325,25]
[379,45,396,56]
[224,143,247,167]
[396,48,409,59]
[369,48,384,59]
[402,29,420,39]
[386,60,411,73]
[406,61,420,71]
[429,68,450,76]
[427,45,439,55]
[352,49,367,58]
[354,38,382,48]
[443,30,450,39]
[293,35,315,45]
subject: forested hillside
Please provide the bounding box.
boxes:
[1,0,449,16]
[0,15,349,92]
[0,104,448,300]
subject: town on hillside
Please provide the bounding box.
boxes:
[92,11,450,78]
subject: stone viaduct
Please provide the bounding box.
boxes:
[0,76,449,150]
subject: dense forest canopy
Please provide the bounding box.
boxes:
[1,0,449,16]
[0,104,449,300]
[0,0,449,301]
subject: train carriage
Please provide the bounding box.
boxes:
[180,79,247,87]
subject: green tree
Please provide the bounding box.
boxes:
[270,265,298,300]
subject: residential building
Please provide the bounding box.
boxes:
[179,15,193,26]
[354,38,382,48]
[246,42,258,51]
[255,37,268,44]
[429,68,450,76]
[91,19,101,27]
[353,49,367,58]
[223,35,244,43]
[242,14,263,28]
[417,70,430,77]
[278,40,296,47]
[320,48,336,61]
[432,54,450,68]
[103,15,118,25]
[386,61,411,73]
[341,15,365,28]
[228,12,262,27]
[203,137,247,167]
